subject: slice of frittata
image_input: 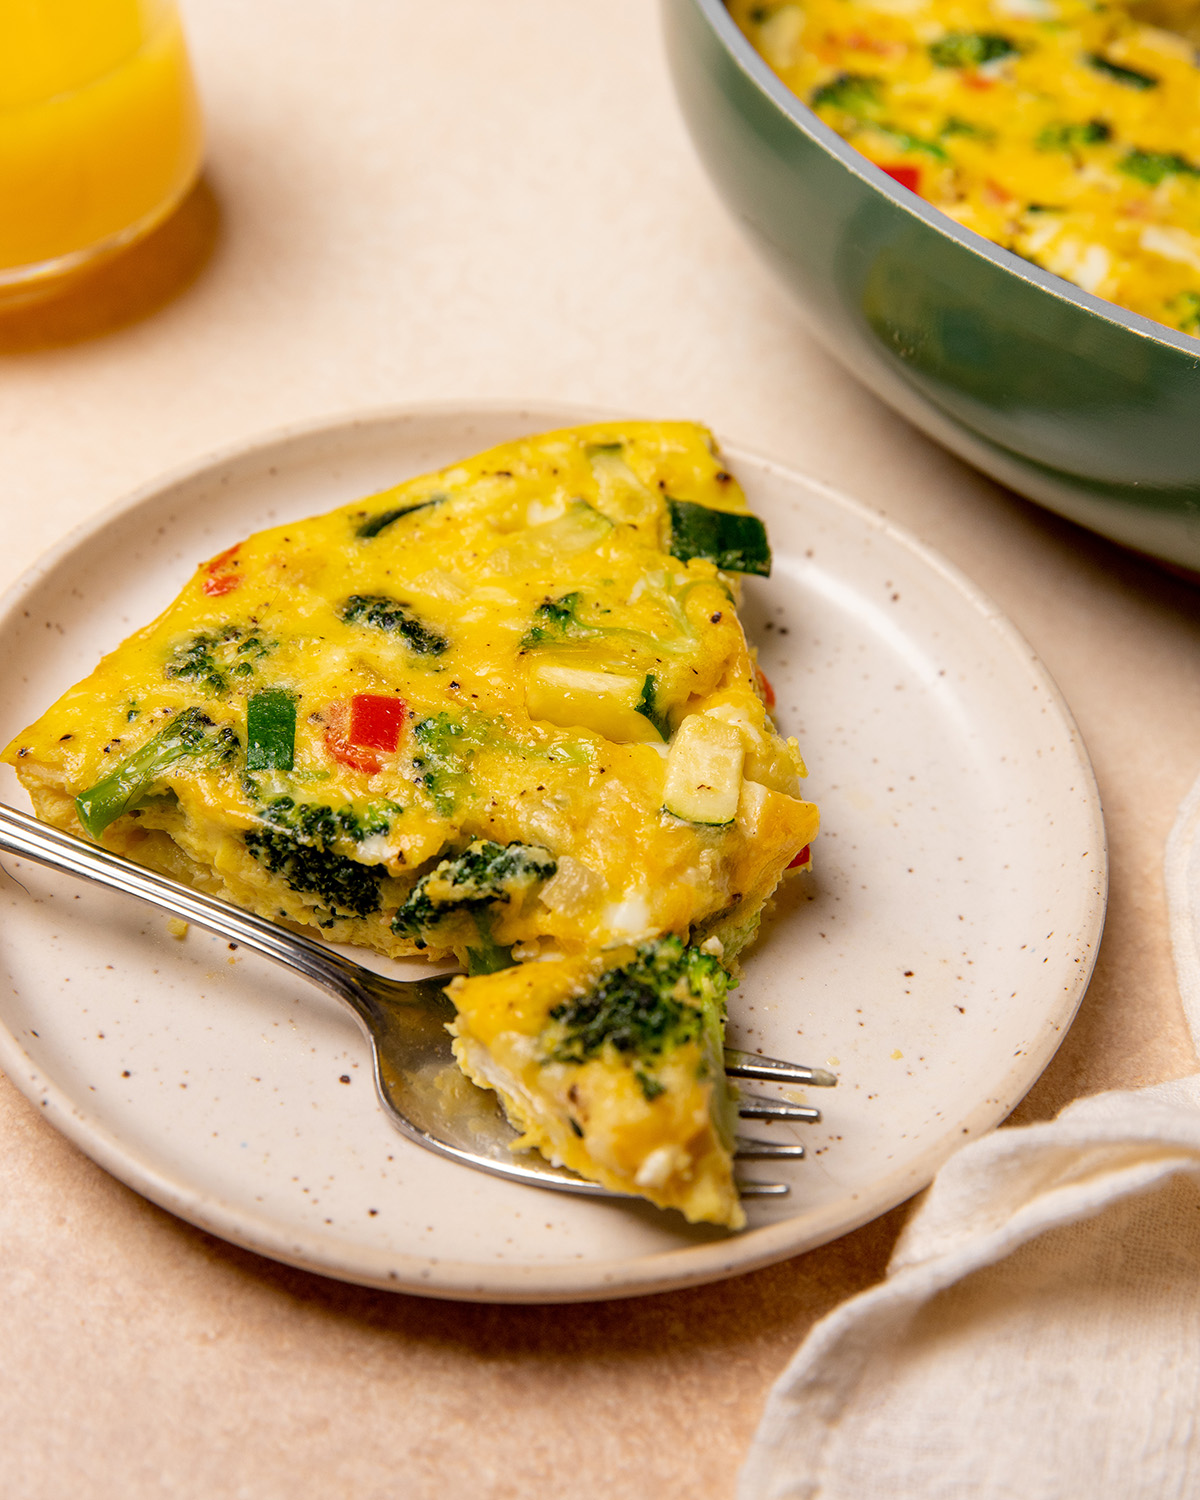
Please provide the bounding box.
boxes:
[3,420,818,1224]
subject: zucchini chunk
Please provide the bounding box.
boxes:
[525,661,666,743]
[662,714,745,825]
[666,498,771,575]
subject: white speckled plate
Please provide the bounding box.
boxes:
[0,403,1106,1302]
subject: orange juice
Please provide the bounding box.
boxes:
[0,0,203,294]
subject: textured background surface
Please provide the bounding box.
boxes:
[2,2,1199,1495]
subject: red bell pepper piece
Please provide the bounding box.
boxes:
[788,844,812,870]
[349,694,406,751]
[755,665,777,710]
[324,694,406,773]
[876,163,921,193]
[202,543,241,597]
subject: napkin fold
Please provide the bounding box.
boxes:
[741,770,1200,1500]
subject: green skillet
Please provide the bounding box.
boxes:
[663,0,1200,568]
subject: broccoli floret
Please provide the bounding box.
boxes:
[521,590,682,650]
[929,33,1018,68]
[545,935,730,1069]
[411,713,482,815]
[1118,149,1200,186]
[76,708,239,839]
[811,73,883,115]
[244,829,382,920]
[941,116,995,141]
[164,625,275,694]
[811,77,950,160]
[391,839,557,945]
[522,593,586,645]
[521,578,706,657]
[242,795,404,921]
[163,626,241,695]
[258,794,399,845]
[1037,119,1111,151]
[412,711,592,816]
[232,634,272,678]
[1173,291,1200,333]
[338,594,448,656]
[878,127,949,162]
[635,1070,666,1101]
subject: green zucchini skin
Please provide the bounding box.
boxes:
[666,498,771,575]
[354,493,445,539]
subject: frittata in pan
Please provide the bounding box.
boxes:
[3,422,817,1228]
[732,0,1200,335]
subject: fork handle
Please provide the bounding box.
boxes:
[0,802,365,1003]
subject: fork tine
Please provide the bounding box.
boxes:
[735,1136,806,1159]
[725,1048,837,1087]
[737,1180,791,1197]
[737,1093,821,1123]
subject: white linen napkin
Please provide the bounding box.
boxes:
[740,772,1200,1500]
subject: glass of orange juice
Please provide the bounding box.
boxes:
[0,0,204,303]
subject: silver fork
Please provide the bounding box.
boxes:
[0,804,835,1202]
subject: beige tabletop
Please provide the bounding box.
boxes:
[3,2,1200,1495]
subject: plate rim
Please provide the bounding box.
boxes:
[0,399,1108,1302]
